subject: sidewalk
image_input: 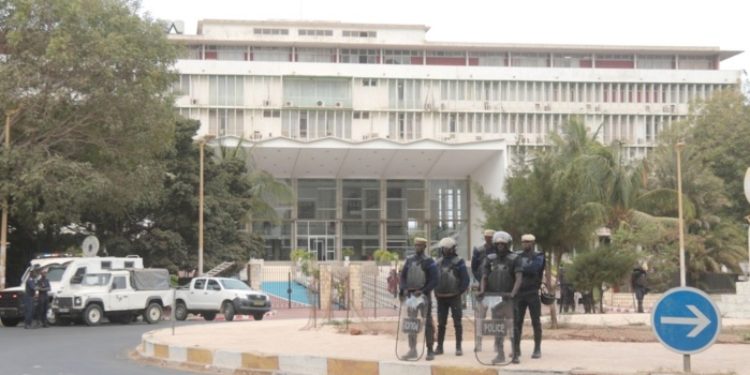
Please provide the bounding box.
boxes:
[137,314,750,375]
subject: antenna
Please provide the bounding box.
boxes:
[81,236,100,257]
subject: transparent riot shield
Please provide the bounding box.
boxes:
[395,294,427,361]
[474,294,514,366]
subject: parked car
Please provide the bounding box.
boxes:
[52,268,171,326]
[174,277,271,321]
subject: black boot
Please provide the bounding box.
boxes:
[455,325,463,356]
[435,325,445,355]
[426,348,435,361]
[532,339,541,359]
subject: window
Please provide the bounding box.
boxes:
[298,29,333,36]
[251,47,291,62]
[71,267,87,284]
[209,109,244,136]
[209,75,244,106]
[342,30,377,38]
[595,54,634,69]
[353,111,370,119]
[511,53,549,67]
[389,113,422,140]
[552,54,592,68]
[638,55,674,70]
[112,276,127,290]
[426,50,465,66]
[297,48,335,63]
[124,261,134,268]
[383,50,423,65]
[101,261,112,270]
[340,49,379,64]
[362,78,378,87]
[193,278,206,290]
[207,279,221,291]
[253,28,289,35]
[263,109,281,118]
[468,51,506,66]
[679,55,714,70]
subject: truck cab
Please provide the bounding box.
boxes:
[0,255,143,327]
[52,268,172,326]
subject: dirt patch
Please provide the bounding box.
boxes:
[329,320,750,344]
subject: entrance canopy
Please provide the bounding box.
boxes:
[211,136,506,179]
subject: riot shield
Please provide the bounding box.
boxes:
[395,294,427,361]
[474,294,514,366]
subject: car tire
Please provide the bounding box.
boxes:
[174,302,188,321]
[144,302,163,324]
[223,302,235,321]
[1,317,21,327]
[253,312,264,321]
[203,312,216,321]
[83,304,104,326]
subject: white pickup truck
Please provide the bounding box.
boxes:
[52,268,172,326]
[174,277,271,321]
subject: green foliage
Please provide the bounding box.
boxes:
[291,248,315,276]
[373,249,399,263]
[566,245,637,297]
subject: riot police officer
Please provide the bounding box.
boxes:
[399,237,438,360]
[479,231,522,364]
[434,237,470,356]
[512,234,545,363]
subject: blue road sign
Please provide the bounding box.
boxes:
[651,287,721,354]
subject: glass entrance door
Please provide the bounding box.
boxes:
[308,236,335,261]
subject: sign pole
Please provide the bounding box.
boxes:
[675,142,690,372]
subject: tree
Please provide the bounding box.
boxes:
[566,245,636,313]
[0,0,177,281]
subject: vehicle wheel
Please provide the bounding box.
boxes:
[144,303,163,324]
[253,313,264,321]
[83,304,104,326]
[1,317,21,327]
[174,302,188,321]
[223,302,235,321]
[203,312,216,321]
[46,309,57,325]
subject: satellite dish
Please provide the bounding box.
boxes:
[744,168,750,204]
[82,236,100,257]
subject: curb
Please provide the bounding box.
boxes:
[137,332,570,375]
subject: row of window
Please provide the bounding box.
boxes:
[180,45,718,70]
[177,75,733,107]
[179,106,680,145]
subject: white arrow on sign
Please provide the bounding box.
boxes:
[660,305,710,338]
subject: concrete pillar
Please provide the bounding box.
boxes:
[248,259,264,291]
[349,264,363,310]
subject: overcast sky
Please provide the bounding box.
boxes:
[140,0,749,72]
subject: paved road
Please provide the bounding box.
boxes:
[0,321,194,375]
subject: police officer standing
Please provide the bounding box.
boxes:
[512,234,545,363]
[399,237,438,361]
[36,269,51,328]
[479,231,522,364]
[434,237,470,356]
[24,267,38,329]
[471,229,494,350]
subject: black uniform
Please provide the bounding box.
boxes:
[513,250,545,358]
[483,251,519,358]
[399,252,438,353]
[35,275,51,327]
[471,243,492,283]
[434,254,470,353]
[631,268,648,313]
[23,277,36,329]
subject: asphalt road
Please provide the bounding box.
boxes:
[0,320,194,375]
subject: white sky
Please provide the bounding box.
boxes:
[139,0,749,72]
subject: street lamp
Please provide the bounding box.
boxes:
[675,141,686,288]
[1,108,19,290]
[196,134,215,276]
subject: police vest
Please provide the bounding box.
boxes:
[486,253,516,294]
[435,257,462,296]
[405,257,427,290]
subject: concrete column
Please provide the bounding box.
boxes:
[349,264,363,310]
[380,179,387,251]
[248,259,264,291]
[319,264,332,311]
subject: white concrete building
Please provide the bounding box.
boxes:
[168,19,742,261]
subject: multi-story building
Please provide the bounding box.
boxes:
[168,19,742,261]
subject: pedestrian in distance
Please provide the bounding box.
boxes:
[512,234,545,363]
[35,268,51,328]
[399,237,438,361]
[631,266,649,313]
[24,267,39,329]
[433,237,470,356]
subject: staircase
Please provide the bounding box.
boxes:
[205,261,236,277]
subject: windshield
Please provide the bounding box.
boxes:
[46,266,67,282]
[81,274,112,286]
[220,279,251,290]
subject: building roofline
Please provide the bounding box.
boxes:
[209,135,506,150]
[169,34,741,61]
[197,19,430,33]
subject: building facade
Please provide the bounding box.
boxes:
[168,19,742,261]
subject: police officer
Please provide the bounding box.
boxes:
[24,267,38,329]
[479,231,522,364]
[512,234,545,363]
[35,269,51,328]
[399,237,438,361]
[471,229,495,351]
[434,237,470,356]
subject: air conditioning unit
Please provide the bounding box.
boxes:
[440,103,446,110]
[535,103,541,110]
[285,101,294,107]
[263,100,270,106]
[475,135,483,141]
[645,105,650,112]
[335,102,342,107]
[190,98,198,105]
[316,100,324,107]
[637,138,644,144]
[544,104,551,111]
[594,105,601,112]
